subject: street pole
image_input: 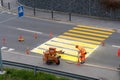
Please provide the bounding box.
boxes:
[68,0,73,21]
[51,0,54,19]
[0,48,5,74]
[51,10,53,19]
[1,0,3,7]
[0,48,3,72]
[69,12,71,21]
[33,0,36,16]
[8,2,10,10]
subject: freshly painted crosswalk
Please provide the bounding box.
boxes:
[31,25,115,62]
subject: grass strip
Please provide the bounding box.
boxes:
[0,68,71,80]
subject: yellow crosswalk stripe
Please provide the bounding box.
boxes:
[68,30,109,38]
[58,54,78,62]
[64,32,105,41]
[31,25,114,62]
[36,42,95,56]
[31,45,98,62]
[31,48,44,54]
[58,35,101,44]
[74,27,112,35]
[36,44,78,56]
[31,46,78,62]
[51,38,97,48]
[77,25,115,32]
[46,41,93,52]
[41,41,93,53]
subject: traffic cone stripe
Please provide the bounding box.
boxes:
[34,33,38,39]
[49,32,53,38]
[26,48,30,55]
[18,35,24,42]
[118,48,120,57]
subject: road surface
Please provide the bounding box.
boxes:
[0,3,120,80]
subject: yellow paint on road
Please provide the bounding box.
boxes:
[51,38,97,48]
[77,25,115,32]
[58,35,101,44]
[31,46,78,62]
[46,41,93,52]
[74,27,112,35]
[64,32,105,41]
[31,25,114,62]
[68,30,109,38]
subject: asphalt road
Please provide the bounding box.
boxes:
[0,7,120,80]
[0,10,74,52]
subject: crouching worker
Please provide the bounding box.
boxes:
[75,45,87,64]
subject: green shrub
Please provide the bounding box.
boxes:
[0,68,71,80]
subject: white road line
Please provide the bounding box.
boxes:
[56,20,74,25]
[1,47,8,50]
[8,48,15,51]
[17,28,57,37]
[17,28,43,34]
[112,45,120,48]
[84,63,120,72]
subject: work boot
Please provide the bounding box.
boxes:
[81,61,85,64]
[76,62,80,66]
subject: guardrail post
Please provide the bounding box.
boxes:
[34,66,36,76]
[0,48,5,74]
[0,48,3,72]
[33,0,36,16]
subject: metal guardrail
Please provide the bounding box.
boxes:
[3,60,98,80]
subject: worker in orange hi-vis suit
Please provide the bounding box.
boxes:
[75,45,87,64]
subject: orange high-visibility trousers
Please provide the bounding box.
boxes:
[80,54,85,62]
[76,45,86,63]
[78,53,86,62]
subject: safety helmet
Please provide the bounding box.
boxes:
[75,45,78,48]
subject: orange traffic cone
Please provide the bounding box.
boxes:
[34,33,38,39]
[2,37,6,45]
[18,35,24,42]
[101,41,105,46]
[117,48,120,57]
[26,47,30,55]
[49,32,53,38]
